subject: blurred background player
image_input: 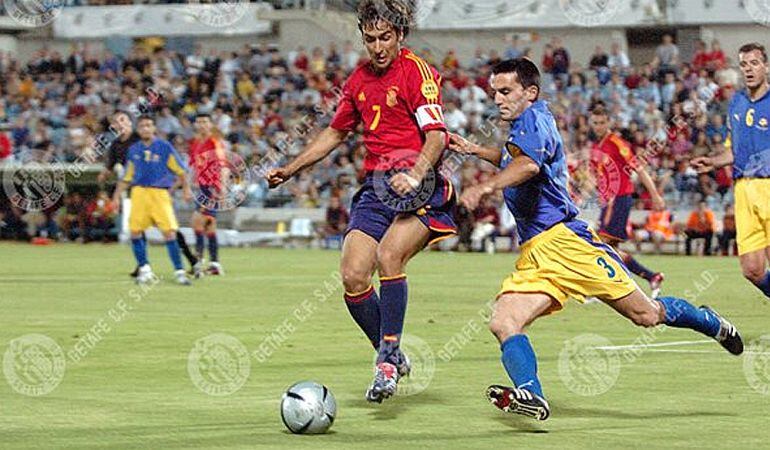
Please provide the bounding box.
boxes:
[589,104,666,297]
[112,115,193,286]
[188,113,228,276]
[267,0,456,403]
[100,110,198,277]
[456,58,742,421]
[692,42,770,299]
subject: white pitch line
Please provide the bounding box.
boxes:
[643,349,769,355]
[595,339,713,351]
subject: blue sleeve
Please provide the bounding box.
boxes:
[507,111,550,167]
[165,141,187,175]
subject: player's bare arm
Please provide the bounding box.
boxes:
[448,132,502,165]
[266,127,349,188]
[691,146,734,173]
[390,129,446,196]
[636,167,665,210]
[460,149,539,210]
[111,179,128,207]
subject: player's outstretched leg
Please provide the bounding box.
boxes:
[194,230,205,261]
[164,232,191,286]
[608,291,743,355]
[486,293,553,421]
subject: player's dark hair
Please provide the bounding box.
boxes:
[357,0,414,38]
[739,42,768,63]
[195,113,212,121]
[492,58,541,99]
[137,115,155,125]
[591,104,609,117]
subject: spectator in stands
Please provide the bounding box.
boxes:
[470,195,499,252]
[692,40,710,71]
[635,208,675,254]
[504,35,523,60]
[708,39,726,70]
[718,203,737,256]
[57,192,87,242]
[608,41,631,72]
[86,190,118,242]
[0,128,11,163]
[323,195,348,239]
[551,37,571,81]
[684,200,716,256]
[653,33,680,77]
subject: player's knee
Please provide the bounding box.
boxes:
[742,264,765,284]
[488,308,526,339]
[340,265,371,293]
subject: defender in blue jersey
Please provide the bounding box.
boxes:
[693,42,770,300]
[112,115,193,286]
[450,59,743,421]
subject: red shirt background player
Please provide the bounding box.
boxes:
[330,47,447,172]
[590,132,637,203]
[188,134,226,192]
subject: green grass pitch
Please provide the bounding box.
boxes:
[1,243,769,449]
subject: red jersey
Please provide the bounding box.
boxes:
[590,133,637,202]
[330,48,447,172]
[188,136,226,189]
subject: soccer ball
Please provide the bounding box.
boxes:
[280,381,337,434]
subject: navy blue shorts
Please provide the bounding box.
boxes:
[346,174,457,245]
[598,195,633,242]
[194,185,218,219]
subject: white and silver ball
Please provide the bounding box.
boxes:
[280,381,337,434]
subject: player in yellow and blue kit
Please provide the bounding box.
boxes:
[112,115,193,286]
[693,42,770,300]
[451,59,743,422]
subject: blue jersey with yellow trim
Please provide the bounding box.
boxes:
[123,138,187,189]
[726,89,770,179]
[500,100,579,243]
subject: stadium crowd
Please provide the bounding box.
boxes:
[0,33,743,252]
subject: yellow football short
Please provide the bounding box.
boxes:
[498,222,638,313]
[129,186,178,233]
[734,178,770,255]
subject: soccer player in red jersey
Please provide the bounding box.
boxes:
[589,105,666,297]
[267,0,456,403]
[188,113,228,277]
